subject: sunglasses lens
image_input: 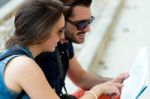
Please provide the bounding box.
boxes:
[58,27,65,37]
[77,21,89,30]
[60,27,65,33]
[67,16,95,30]
[77,17,94,30]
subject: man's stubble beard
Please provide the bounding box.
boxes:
[64,30,85,44]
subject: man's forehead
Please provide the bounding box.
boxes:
[71,5,91,20]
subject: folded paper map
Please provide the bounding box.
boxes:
[120,47,149,99]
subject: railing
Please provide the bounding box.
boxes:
[0,0,24,22]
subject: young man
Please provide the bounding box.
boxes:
[35,0,128,98]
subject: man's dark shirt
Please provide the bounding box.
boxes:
[35,41,74,95]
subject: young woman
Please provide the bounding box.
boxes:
[0,0,122,99]
[0,0,65,98]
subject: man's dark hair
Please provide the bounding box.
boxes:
[6,0,65,48]
[61,0,92,18]
[71,0,92,7]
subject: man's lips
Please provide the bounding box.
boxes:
[78,34,85,39]
[77,32,86,39]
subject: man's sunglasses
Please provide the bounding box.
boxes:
[67,16,95,30]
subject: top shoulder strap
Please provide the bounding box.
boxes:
[0,48,31,61]
[0,47,31,98]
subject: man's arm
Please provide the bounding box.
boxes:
[67,56,129,90]
[67,56,112,90]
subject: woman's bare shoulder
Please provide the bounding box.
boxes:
[6,55,43,81]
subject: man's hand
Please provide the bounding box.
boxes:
[112,72,129,83]
[110,73,129,99]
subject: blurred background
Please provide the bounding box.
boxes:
[0,0,150,98]
[0,0,9,7]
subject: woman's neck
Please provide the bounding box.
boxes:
[28,45,43,58]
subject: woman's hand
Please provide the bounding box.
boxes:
[91,81,123,97]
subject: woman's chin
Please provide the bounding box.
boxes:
[49,48,55,52]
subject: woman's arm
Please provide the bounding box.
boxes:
[80,81,122,99]
[4,56,59,99]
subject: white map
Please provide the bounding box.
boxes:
[120,48,149,99]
